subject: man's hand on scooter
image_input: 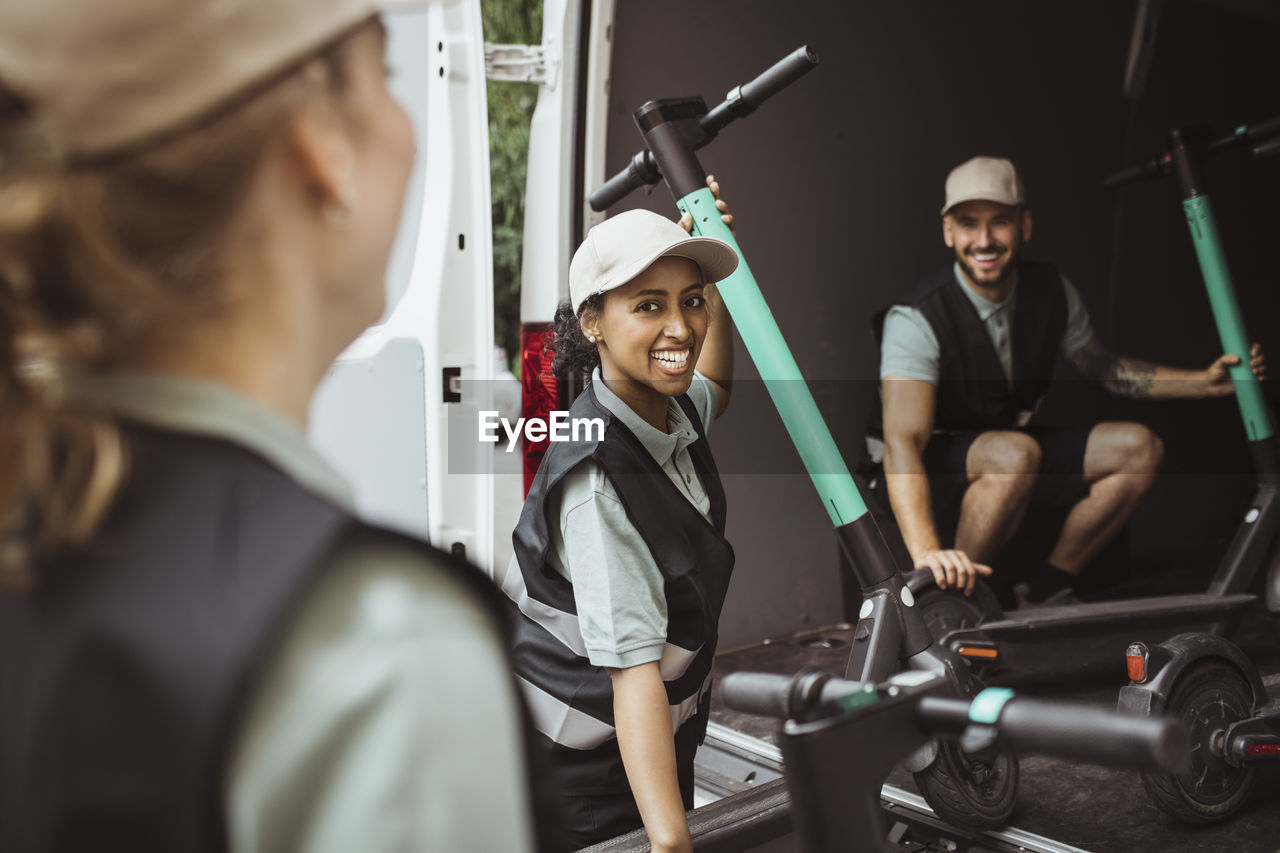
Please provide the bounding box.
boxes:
[914,548,993,597]
[1205,341,1267,395]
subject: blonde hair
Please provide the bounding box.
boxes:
[0,29,364,588]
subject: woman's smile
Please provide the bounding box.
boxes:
[650,347,692,374]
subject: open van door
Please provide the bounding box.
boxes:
[307,0,498,571]
[486,0,615,576]
[517,0,614,469]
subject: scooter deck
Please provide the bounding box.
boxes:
[942,592,1259,682]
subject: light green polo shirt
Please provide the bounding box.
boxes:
[67,371,535,853]
[545,367,718,669]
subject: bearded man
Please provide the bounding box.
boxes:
[873,156,1263,605]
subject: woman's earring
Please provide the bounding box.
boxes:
[586,332,599,343]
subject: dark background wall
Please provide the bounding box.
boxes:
[602,0,1280,647]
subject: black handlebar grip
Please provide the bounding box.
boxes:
[1254,136,1280,160]
[721,672,797,719]
[701,45,820,136]
[1245,115,1280,143]
[1208,115,1280,155]
[737,45,819,110]
[1102,157,1164,190]
[995,698,1188,774]
[588,150,660,212]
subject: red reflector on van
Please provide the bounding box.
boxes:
[520,323,556,496]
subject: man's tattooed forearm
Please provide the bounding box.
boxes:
[1067,341,1157,397]
[1106,358,1157,397]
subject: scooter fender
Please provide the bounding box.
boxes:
[1117,632,1266,717]
[902,739,939,773]
[902,568,1006,621]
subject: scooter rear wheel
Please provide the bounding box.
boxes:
[914,738,1019,832]
[1140,661,1256,824]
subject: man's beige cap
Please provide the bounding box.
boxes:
[0,0,420,162]
[569,210,739,314]
[941,156,1026,215]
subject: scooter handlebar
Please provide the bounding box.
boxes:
[917,695,1188,774]
[1106,113,1280,192]
[721,669,865,721]
[723,671,1187,775]
[1244,114,1280,142]
[589,46,818,210]
[701,45,819,134]
[1254,136,1280,160]
[588,150,660,212]
[1102,156,1166,190]
[721,672,797,719]
[1209,114,1280,155]
[740,45,819,107]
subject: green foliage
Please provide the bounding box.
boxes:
[483,0,543,376]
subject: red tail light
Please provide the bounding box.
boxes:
[520,323,557,496]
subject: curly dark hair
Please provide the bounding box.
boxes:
[550,294,603,381]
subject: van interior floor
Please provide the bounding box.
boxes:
[706,618,1280,853]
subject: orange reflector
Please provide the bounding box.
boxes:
[1126,655,1145,682]
[1125,643,1147,682]
[956,646,999,660]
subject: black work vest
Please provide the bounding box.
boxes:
[505,383,734,794]
[873,261,1068,433]
[0,424,521,853]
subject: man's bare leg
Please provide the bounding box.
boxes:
[955,431,1042,564]
[1048,421,1163,575]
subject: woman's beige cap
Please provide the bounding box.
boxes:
[569,209,739,314]
[0,0,419,162]
[941,156,1026,215]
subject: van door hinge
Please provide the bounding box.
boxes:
[484,43,556,86]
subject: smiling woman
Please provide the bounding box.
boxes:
[501,197,742,851]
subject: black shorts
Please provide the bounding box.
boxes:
[922,425,1093,547]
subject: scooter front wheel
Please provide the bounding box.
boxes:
[914,738,1018,832]
[914,586,986,642]
[1140,661,1255,823]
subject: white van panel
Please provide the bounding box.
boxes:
[309,339,429,538]
[310,0,496,571]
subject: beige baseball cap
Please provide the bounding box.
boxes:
[941,156,1026,215]
[0,0,420,162]
[569,209,739,314]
